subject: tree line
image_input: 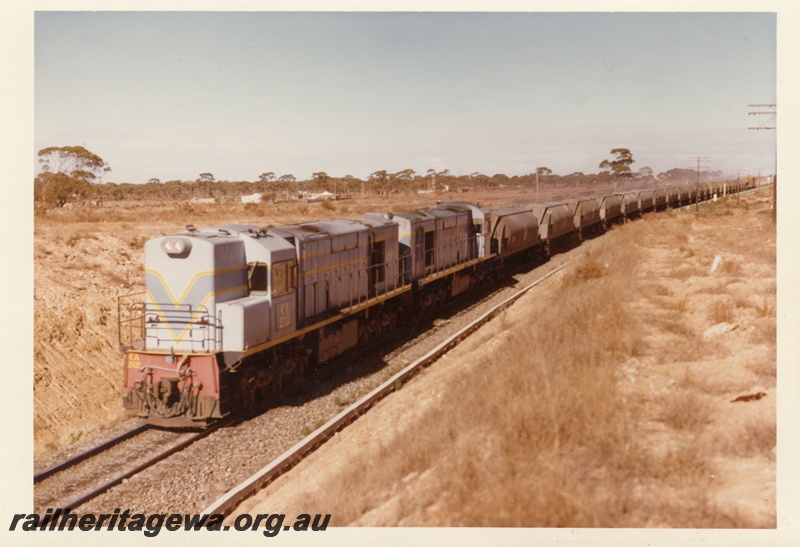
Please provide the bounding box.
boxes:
[34,146,726,208]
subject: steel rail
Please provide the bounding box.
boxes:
[34,423,150,484]
[55,419,228,511]
[201,258,575,517]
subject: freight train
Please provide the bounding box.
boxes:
[119,179,753,426]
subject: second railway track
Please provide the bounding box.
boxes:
[34,422,225,513]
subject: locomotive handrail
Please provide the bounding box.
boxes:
[141,302,220,352]
[118,292,146,351]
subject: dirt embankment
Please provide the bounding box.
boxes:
[233,189,776,528]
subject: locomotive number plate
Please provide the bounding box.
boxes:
[278,302,292,329]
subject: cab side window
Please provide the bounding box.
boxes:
[248,262,268,294]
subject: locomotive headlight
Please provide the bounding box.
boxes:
[161,238,192,256]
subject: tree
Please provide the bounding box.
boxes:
[197,172,215,196]
[425,169,438,191]
[391,169,416,193]
[311,172,329,187]
[433,169,452,192]
[148,178,161,185]
[599,148,635,177]
[36,146,110,207]
[34,172,91,207]
[490,173,510,187]
[277,174,298,198]
[258,172,276,183]
[368,170,389,185]
[536,167,553,176]
[38,146,110,182]
[657,168,694,183]
[637,166,654,178]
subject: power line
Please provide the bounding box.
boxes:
[748,104,776,222]
[687,156,711,211]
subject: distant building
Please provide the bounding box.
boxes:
[306,190,336,202]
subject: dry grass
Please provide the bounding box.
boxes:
[714,414,776,460]
[707,298,736,324]
[659,389,713,432]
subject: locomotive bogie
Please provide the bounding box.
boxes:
[318,319,360,363]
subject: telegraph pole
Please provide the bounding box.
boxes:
[737,167,743,206]
[748,104,777,223]
[688,156,710,211]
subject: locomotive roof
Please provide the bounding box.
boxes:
[392,210,435,221]
[425,207,466,219]
[183,224,260,237]
[353,212,400,228]
[167,224,296,251]
[439,201,491,219]
[270,218,369,240]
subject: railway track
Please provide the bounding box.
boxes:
[201,259,575,517]
[34,423,150,484]
[34,420,227,512]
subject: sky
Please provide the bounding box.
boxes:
[33,11,777,184]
